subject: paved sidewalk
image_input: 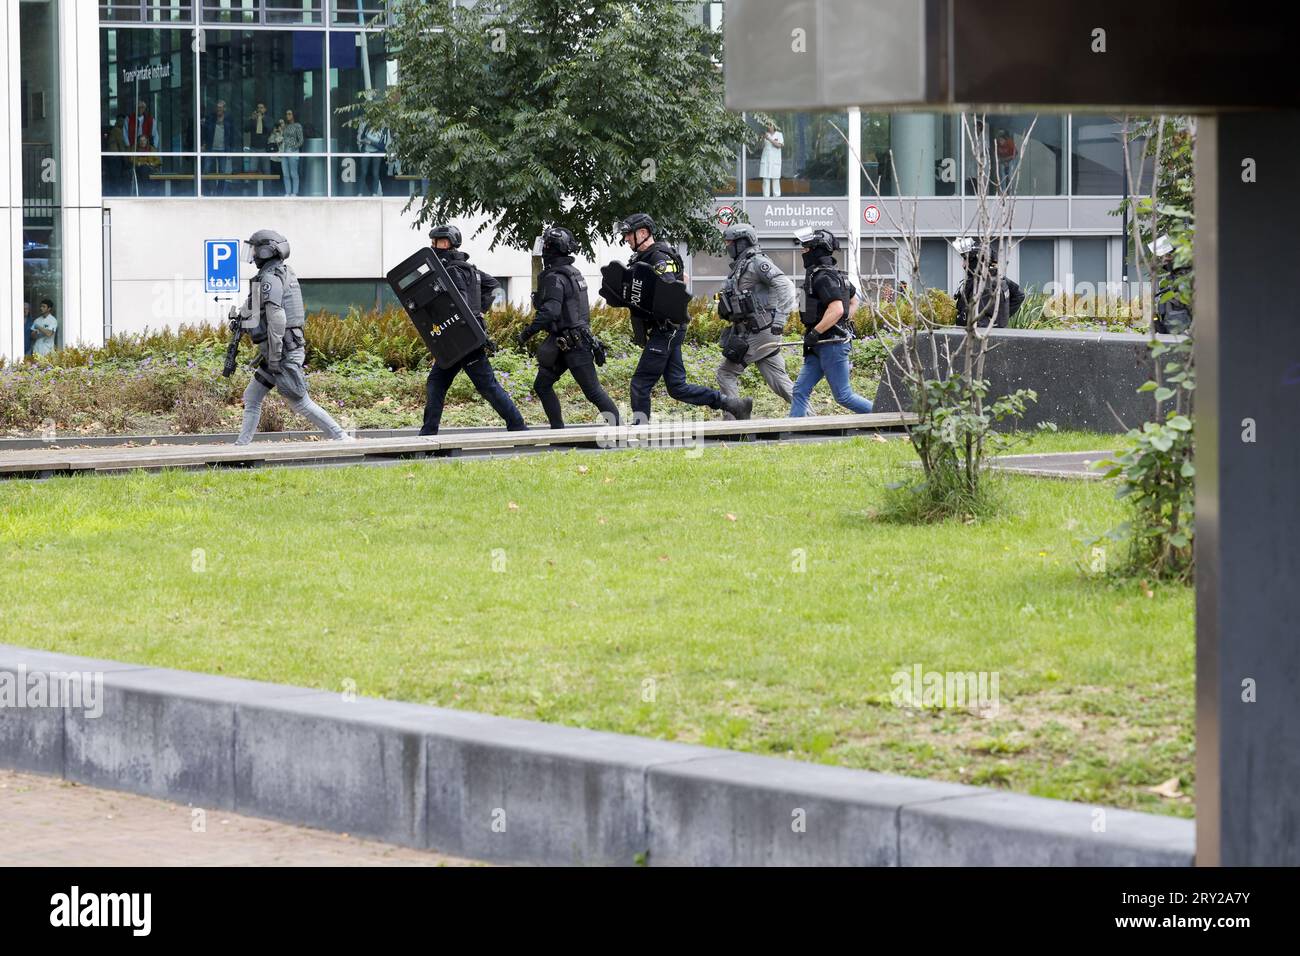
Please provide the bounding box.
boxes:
[0,771,481,867]
[986,450,1112,480]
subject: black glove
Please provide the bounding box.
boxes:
[803,328,820,351]
[484,338,500,357]
[518,328,536,350]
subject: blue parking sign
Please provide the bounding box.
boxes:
[205,239,240,294]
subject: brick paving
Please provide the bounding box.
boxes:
[0,770,482,867]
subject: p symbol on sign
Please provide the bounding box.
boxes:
[205,239,241,294]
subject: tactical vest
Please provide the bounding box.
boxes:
[245,260,305,343]
[540,263,590,331]
[441,258,482,314]
[634,241,684,279]
[725,251,774,310]
[960,276,1010,327]
[265,262,305,329]
[802,264,856,338]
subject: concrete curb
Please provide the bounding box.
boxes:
[0,645,1194,866]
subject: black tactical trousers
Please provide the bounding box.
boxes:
[421,347,526,435]
[533,342,620,428]
[630,324,724,421]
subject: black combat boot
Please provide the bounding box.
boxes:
[722,396,754,420]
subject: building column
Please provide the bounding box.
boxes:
[893,112,936,197]
[58,0,105,349]
[1195,112,1300,865]
[846,107,861,294]
[1,1,21,363]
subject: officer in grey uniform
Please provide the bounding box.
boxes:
[234,228,350,445]
[714,224,796,416]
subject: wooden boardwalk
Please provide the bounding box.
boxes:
[0,413,915,479]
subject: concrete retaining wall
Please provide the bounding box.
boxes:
[0,645,1194,866]
[871,328,1185,434]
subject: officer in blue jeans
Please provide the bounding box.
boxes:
[790,228,874,417]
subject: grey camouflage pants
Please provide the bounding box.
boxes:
[236,345,348,444]
[716,328,795,415]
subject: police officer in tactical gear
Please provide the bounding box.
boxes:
[790,228,875,417]
[953,241,1024,328]
[1150,235,1192,335]
[234,228,351,445]
[615,213,753,422]
[420,224,527,436]
[518,226,620,428]
[715,223,796,417]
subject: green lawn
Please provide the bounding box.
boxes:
[0,430,1194,817]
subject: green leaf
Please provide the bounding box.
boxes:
[1154,387,1176,402]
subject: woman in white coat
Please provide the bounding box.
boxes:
[759,121,784,197]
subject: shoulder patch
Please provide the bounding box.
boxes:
[261,281,273,295]
[759,262,771,274]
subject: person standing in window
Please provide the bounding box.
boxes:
[125,100,159,195]
[202,99,237,195]
[246,102,271,175]
[30,299,58,358]
[356,118,389,197]
[105,115,131,195]
[759,120,784,197]
[280,109,304,196]
[126,100,159,152]
[266,119,285,195]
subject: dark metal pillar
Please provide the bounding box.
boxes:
[1195,112,1300,865]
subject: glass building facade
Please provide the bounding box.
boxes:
[98,0,406,199]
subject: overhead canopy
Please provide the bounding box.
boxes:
[724,0,1297,113]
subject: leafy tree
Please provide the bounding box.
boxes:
[1096,116,1196,583]
[354,0,750,255]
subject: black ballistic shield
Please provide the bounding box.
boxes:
[386,248,487,366]
[601,261,645,345]
[601,261,691,343]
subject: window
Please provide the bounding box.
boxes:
[1071,116,1136,196]
[690,249,732,279]
[100,27,196,196]
[859,244,896,278]
[199,30,328,195]
[331,1,390,26]
[860,113,961,197]
[902,239,949,293]
[745,111,847,197]
[100,1,196,23]
[1072,238,1109,291]
[201,0,324,25]
[100,17,399,198]
[300,278,382,314]
[1017,239,1054,291]
[963,114,1063,197]
[330,31,404,196]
